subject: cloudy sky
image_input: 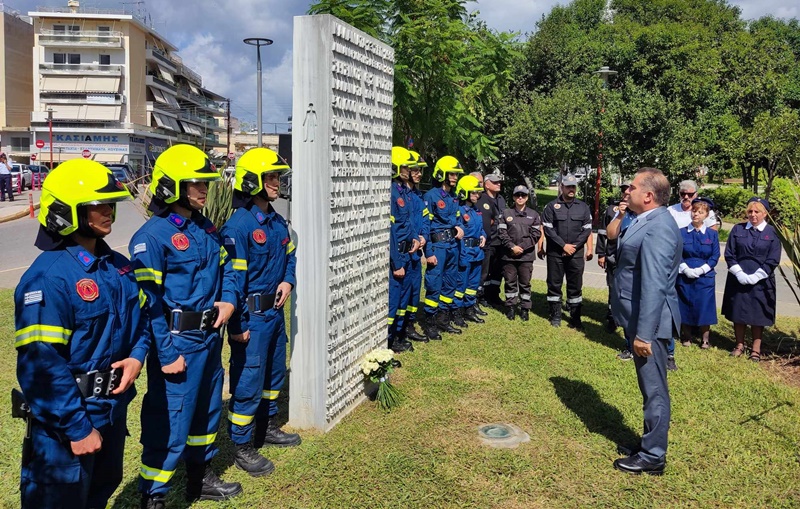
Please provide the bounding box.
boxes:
[11,0,799,130]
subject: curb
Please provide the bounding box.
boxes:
[0,203,39,224]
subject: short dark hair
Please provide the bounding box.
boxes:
[636,167,670,206]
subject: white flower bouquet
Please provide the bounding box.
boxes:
[360,348,402,411]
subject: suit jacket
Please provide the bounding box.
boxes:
[611,206,682,342]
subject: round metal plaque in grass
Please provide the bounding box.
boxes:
[477,423,530,449]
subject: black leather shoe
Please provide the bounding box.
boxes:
[519,309,529,321]
[141,495,166,509]
[421,317,442,340]
[436,311,462,334]
[186,462,243,502]
[505,307,515,321]
[390,337,414,353]
[405,321,428,342]
[452,308,469,327]
[613,455,665,476]
[473,303,488,316]
[464,306,485,323]
[234,442,275,476]
[258,416,302,447]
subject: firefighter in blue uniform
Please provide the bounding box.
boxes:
[13,159,150,509]
[423,155,465,335]
[388,146,418,352]
[221,147,300,477]
[132,145,241,508]
[403,150,437,341]
[455,175,487,324]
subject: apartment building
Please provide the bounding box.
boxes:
[0,4,34,163]
[28,0,226,175]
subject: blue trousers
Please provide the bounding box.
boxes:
[21,417,127,509]
[228,309,288,444]
[459,259,482,308]
[424,239,459,315]
[139,334,223,496]
[633,337,671,462]
[388,268,408,338]
[403,257,422,322]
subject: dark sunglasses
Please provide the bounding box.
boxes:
[513,193,528,198]
[680,192,696,198]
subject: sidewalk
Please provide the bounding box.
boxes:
[0,189,40,223]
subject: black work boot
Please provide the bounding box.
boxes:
[390,336,414,353]
[405,320,428,342]
[569,304,584,331]
[464,306,485,323]
[141,494,166,509]
[421,315,442,340]
[185,461,243,502]
[452,308,469,328]
[256,416,302,447]
[519,309,530,321]
[473,302,488,316]
[505,306,515,321]
[605,315,617,333]
[548,302,562,327]
[234,442,275,477]
[436,310,462,334]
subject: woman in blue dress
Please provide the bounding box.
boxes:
[677,197,720,349]
[721,197,782,362]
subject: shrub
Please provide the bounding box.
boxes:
[704,185,751,222]
[768,177,800,229]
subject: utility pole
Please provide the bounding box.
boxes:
[226,98,232,164]
[47,107,54,169]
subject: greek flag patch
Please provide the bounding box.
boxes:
[133,243,147,255]
[24,291,43,305]
[224,238,235,245]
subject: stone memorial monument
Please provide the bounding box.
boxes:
[289,15,395,430]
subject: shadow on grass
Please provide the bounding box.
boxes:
[550,376,640,451]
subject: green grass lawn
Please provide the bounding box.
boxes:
[2,285,800,508]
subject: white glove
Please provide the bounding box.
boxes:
[745,268,769,285]
[744,274,760,285]
[736,272,749,285]
[679,263,689,274]
[683,268,699,279]
[689,267,705,278]
[729,264,744,276]
[699,264,712,275]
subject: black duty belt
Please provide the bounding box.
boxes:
[247,292,277,312]
[167,307,219,333]
[397,240,413,253]
[463,238,481,247]
[431,228,457,243]
[74,368,123,399]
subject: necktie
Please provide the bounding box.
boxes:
[621,212,635,232]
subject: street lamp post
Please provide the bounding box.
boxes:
[47,107,54,169]
[243,37,273,148]
[593,66,617,226]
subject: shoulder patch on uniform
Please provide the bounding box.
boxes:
[206,225,217,234]
[463,214,470,221]
[483,203,490,210]
[256,212,265,223]
[506,216,514,222]
[133,243,147,255]
[224,238,236,245]
[397,197,405,207]
[554,204,561,210]
[437,200,446,209]
[24,290,43,305]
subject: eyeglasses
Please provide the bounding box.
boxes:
[514,194,528,198]
[680,192,696,198]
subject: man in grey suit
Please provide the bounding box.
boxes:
[610,167,682,475]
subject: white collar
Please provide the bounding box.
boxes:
[745,221,767,232]
[687,223,707,234]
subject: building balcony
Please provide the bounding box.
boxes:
[146,48,177,70]
[40,93,124,105]
[40,63,123,76]
[38,29,124,48]
[174,62,202,86]
[146,74,177,94]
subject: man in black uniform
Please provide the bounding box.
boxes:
[596,180,631,334]
[540,174,593,329]
[476,172,507,308]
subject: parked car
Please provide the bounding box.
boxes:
[104,163,139,196]
[10,164,32,191]
[28,165,48,188]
